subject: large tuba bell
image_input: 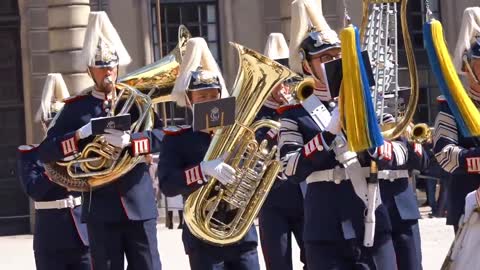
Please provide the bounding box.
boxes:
[360,0,419,139]
[44,25,191,191]
[183,43,296,246]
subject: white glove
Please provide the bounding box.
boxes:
[464,190,479,223]
[325,107,342,135]
[77,122,92,139]
[103,129,131,148]
[200,153,236,185]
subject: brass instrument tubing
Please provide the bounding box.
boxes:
[393,3,400,119]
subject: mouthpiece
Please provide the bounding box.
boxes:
[104,76,113,85]
[280,92,294,105]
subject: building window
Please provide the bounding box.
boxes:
[90,0,109,12]
[151,0,220,62]
[150,0,220,126]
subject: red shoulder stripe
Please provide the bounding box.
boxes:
[436,95,446,103]
[163,126,191,136]
[64,95,87,104]
[276,104,302,115]
[17,144,38,153]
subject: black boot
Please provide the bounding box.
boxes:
[166,211,173,229]
[178,210,184,229]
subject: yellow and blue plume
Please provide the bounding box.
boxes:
[423,19,480,137]
[339,25,384,152]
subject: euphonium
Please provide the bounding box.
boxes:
[183,42,297,246]
[360,0,419,140]
[44,25,191,191]
[118,25,191,103]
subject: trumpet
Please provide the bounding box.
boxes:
[287,76,315,103]
[407,123,432,144]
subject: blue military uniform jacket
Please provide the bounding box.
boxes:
[255,104,304,212]
[278,103,391,242]
[17,145,89,251]
[433,96,480,226]
[374,138,427,223]
[422,143,450,185]
[158,126,258,254]
[37,90,164,223]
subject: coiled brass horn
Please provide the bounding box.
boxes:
[360,0,419,140]
[183,42,297,246]
[44,25,191,191]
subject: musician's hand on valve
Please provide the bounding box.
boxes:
[325,107,341,135]
[103,129,131,148]
[464,190,479,223]
[200,153,236,185]
[76,122,92,139]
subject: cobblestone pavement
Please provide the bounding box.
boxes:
[0,216,454,270]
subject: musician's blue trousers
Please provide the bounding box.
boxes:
[259,206,306,270]
[305,232,397,270]
[87,218,161,270]
[391,220,422,270]
[35,247,91,270]
[188,247,260,270]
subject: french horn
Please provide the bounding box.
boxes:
[44,25,191,191]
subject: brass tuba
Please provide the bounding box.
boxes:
[360,0,419,140]
[183,43,296,245]
[44,25,191,191]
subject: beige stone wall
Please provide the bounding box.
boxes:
[19,0,50,145]
[107,0,153,75]
[218,0,265,85]
[440,0,480,53]
[48,0,92,97]
[18,0,50,232]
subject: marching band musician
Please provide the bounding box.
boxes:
[277,0,397,269]
[256,33,307,270]
[434,7,480,234]
[157,37,260,270]
[36,12,162,270]
[17,74,91,270]
[370,114,427,270]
